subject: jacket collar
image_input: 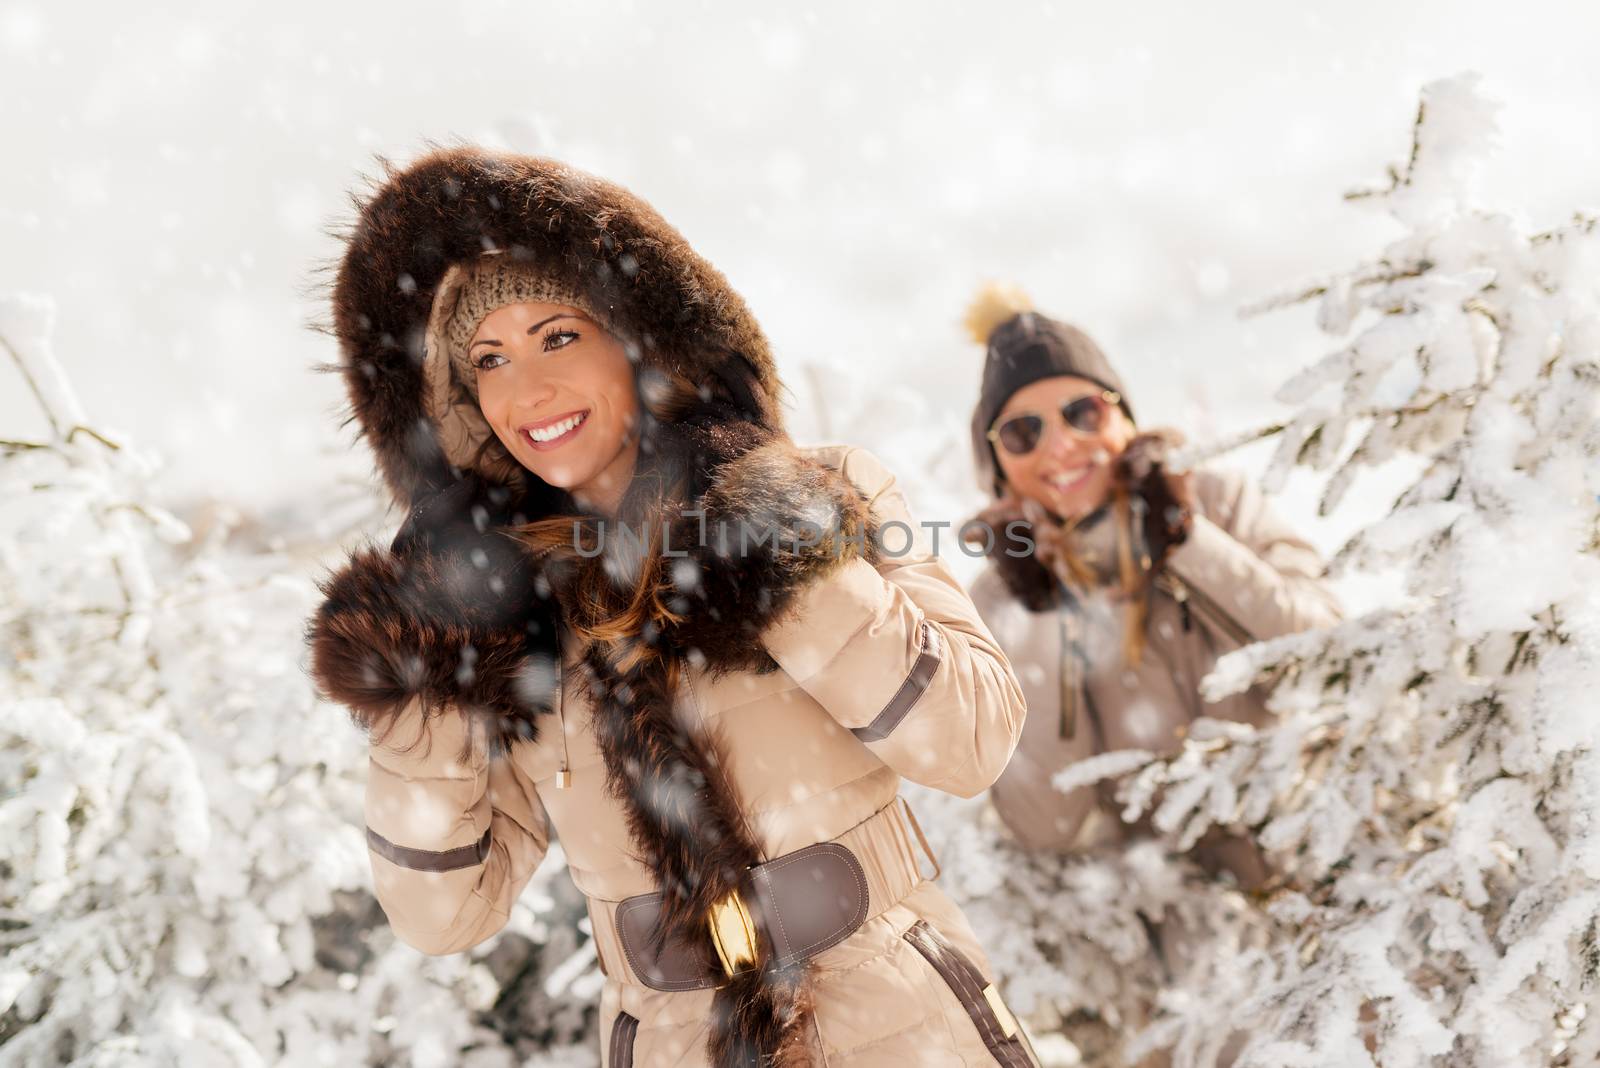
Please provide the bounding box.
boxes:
[1057,502,1127,591]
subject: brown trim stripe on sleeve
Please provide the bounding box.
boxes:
[609,1010,639,1068]
[851,619,943,743]
[366,826,492,873]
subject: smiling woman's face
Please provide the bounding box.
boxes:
[992,374,1136,521]
[470,301,641,515]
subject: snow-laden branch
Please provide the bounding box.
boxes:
[1120,73,1600,1068]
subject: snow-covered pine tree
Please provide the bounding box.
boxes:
[0,295,598,1067]
[923,72,1600,1068]
[1091,73,1600,1066]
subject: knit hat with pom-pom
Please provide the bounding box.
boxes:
[964,282,1136,497]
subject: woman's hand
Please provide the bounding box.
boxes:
[306,471,562,756]
[388,475,546,633]
[962,491,1092,591]
[1111,427,1196,571]
[964,491,1063,577]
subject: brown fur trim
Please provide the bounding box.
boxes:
[663,436,882,677]
[988,537,1064,613]
[305,542,562,761]
[709,960,815,1066]
[579,634,815,1065]
[542,431,877,1067]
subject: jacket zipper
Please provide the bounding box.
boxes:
[1156,570,1257,648]
[1055,599,1081,740]
[553,618,572,789]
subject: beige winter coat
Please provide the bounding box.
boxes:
[363,444,1040,1066]
[970,465,1342,868]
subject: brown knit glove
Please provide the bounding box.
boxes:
[964,491,1024,543]
[963,490,1085,589]
[1111,428,1196,571]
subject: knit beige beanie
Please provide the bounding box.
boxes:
[420,251,598,483]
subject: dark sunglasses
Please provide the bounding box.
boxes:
[986,389,1121,456]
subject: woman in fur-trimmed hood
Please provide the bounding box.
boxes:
[304,146,1036,1067]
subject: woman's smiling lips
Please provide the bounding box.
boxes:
[1045,463,1095,494]
[519,409,590,451]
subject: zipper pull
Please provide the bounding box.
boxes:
[1169,577,1194,632]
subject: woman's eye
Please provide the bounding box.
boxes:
[543,328,580,352]
[474,352,506,371]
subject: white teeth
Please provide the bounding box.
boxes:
[1049,466,1091,488]
[526,413,585,443]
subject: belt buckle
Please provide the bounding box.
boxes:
[707,887,759,979]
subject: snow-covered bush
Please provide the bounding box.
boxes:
[912,787,1278,1068]
[0,295,596,1066]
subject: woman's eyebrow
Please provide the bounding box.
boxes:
[469,314,586,350]
[524,313,576,334]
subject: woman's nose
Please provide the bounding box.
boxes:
[507,362,559,412]
[1039,422,1093,464]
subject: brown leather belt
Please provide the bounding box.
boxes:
[586,797,941,991]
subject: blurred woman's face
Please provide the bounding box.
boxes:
[470,301,640,515]
[991,374,1136,521]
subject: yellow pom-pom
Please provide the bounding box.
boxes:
[962,281,1034,345]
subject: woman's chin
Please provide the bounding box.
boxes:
[1046,485,1109,522]
[522,455,595,493]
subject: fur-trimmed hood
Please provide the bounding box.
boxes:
[325,144,787,512]
[309,144,875,747]
[306,146,880,1067]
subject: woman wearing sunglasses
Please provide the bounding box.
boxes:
[960,283,1343,886]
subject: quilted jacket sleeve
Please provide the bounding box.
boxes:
[363,698,550,955]
[758,446,1028,798]
[1163,466,1343,644]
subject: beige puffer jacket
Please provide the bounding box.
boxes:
[970,464,1343,870]
[364,443,1039,1066]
